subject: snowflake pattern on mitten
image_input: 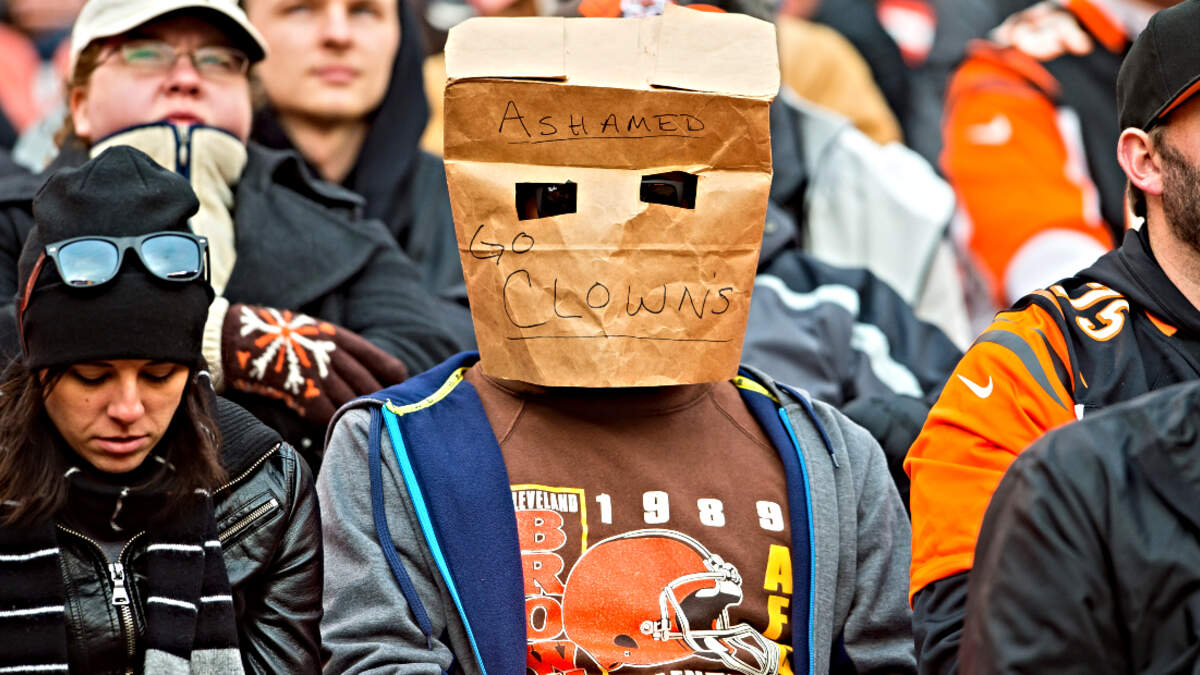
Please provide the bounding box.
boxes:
[235,305,337,399]
[223,303,410,424]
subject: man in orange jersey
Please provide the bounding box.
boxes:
[907,1,1200,672]
[942,0,1181,308]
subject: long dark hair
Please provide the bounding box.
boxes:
[0,358,227,528]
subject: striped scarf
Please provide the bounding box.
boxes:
[0,463,244,674]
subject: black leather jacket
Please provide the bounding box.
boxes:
[56,398,323,674]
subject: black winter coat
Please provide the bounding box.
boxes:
[57,397,322,674]
[250,0,475,347]
[961,380,1200,674]
[0,141,461,454]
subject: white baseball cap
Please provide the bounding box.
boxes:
[69,0,269,76]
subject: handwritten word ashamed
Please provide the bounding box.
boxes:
[499,100,705,144]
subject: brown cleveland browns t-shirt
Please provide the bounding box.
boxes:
[464,366,796,675]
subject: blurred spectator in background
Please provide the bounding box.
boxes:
[810,0,912,141]
[245,0,473,347]
[765,0,906,145]
[746,206,964,509]
[769,87,972,348]
[0,0,460,464]
[943,0,1179,310]
[0,0,83,162]
[899,0,1037,166]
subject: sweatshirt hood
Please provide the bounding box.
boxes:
[251,0,429,235]
[1080,226,1200,336]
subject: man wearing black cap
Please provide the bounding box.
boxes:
[905,2,1200,673]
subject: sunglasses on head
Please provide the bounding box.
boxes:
[44,232,210,287]
[17,232,210,348]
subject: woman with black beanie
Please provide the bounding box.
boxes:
[0,146,322,674]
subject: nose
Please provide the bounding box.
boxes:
[164,51,202,95]
[106,372,146,426]
[320,4,353,48]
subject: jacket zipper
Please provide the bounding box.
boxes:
[57,526,146,673]
[218,497,280,544]
[46,444,280,671]
[214,443,282,544]
[215,443,281,495]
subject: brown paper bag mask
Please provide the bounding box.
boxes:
[444,6,779,386]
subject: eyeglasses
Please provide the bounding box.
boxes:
[105,39,250,79]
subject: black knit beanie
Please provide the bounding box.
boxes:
[16,146,214,370]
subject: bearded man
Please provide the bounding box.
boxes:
[905,1,1200,673]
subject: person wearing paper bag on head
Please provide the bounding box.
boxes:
[0,145,321,674]
[0,0,460,465]
[317,7,914,674]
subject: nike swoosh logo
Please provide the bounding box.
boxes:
[958,374,994,399]
[966,114,1012,146]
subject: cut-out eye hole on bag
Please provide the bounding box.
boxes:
[640,171,697,209]
[515,182,577,220]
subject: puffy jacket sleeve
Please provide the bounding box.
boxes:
[237,443,324,674]
[959,445,1123,674]
[318,407,472,674]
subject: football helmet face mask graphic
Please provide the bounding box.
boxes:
[561,529,780,674]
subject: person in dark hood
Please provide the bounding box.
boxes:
[906,2,1200,672]
[245,0,470,342]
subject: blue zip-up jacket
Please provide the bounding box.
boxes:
[317,353,914,674]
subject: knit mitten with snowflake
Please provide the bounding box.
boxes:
[221,304,408,423]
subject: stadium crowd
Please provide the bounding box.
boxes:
[0,0,1198,672]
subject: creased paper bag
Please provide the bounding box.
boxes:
[444,6,779,387]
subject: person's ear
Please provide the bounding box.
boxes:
[68,86,92,142]
[1118,127,1164,198]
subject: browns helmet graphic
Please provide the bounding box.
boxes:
[561,529,780,674]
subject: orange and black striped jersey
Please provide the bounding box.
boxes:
[941,0,1130,306]
[906,228,1200,601]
